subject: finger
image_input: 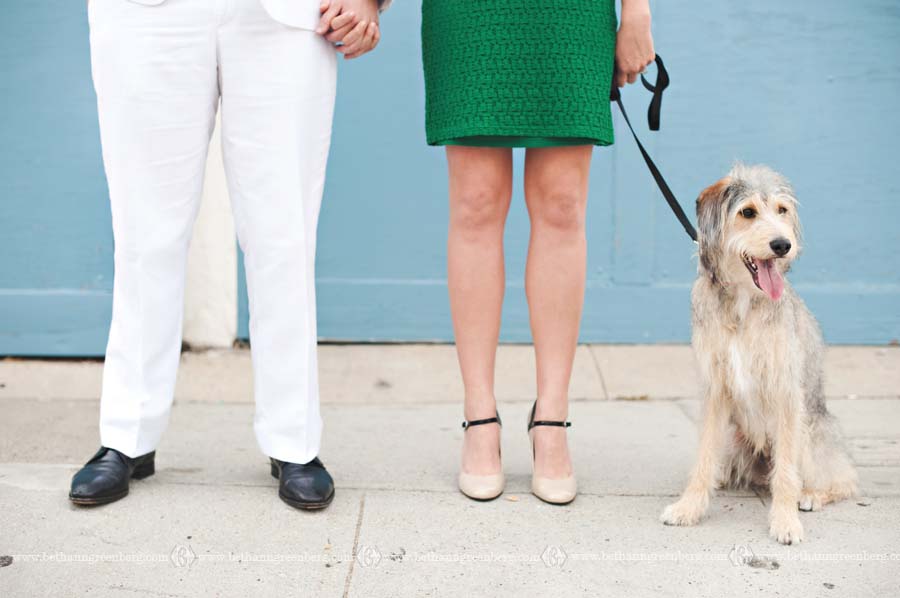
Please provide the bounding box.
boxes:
[360,22,377,50]
[343,30,372,56]
[627,72,638,84]
[345,25,377,58]
[366,22,380,52]
[345,29,374,60]
[354,22,378,58]
[339,38,364,55]
[330,10,357,31]
[325,23,355,43]
[316,3,341,34]
[342,20,368,46]
[614,69,627,88]
[319,0,329,13]
[371,24,381,49]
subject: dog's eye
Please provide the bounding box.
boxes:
[778,206,789,215]
[740,208,756,219]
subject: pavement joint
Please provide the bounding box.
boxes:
[586,345,610,401]
[343,493,367,598]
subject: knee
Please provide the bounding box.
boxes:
[451,183,510,235]
[526,164,588,233]
[528,184,587,233]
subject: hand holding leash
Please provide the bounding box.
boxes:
[615,0,655,87]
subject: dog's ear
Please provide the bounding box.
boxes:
[696,178,731,281]
[788,197,804,256]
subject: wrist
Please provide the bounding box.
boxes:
[620,1,651,25]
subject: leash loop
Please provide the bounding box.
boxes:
[610,55,698,244]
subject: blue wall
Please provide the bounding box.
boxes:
[0,2,112,355]
[3,1,899,356]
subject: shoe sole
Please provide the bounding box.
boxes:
[69,489,129,506]
[531,492,576,506]
[459,489,503,502]
[277,491,335,511]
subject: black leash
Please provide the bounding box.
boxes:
[610,55,698,243]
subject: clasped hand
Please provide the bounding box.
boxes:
[316,0,381,60]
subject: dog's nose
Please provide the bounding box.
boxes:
[770,238,791,257]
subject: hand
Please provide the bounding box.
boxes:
[317,0,381,60]
[614,0,655,88]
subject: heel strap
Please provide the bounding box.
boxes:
[462,412,502,430]
[527,402,571,431]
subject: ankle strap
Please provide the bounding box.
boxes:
[528,420,572,430]
[462,412,502,430]
[527,402,571,431]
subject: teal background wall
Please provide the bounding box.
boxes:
[3,1,900,356]
[0,1,112,355]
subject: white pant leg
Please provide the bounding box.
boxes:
[90,0,219,457]
[218,0,337,464]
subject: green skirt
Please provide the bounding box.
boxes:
[421,0,618,148]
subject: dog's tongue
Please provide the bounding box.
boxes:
[754,258,784,301]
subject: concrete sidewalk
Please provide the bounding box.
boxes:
[1,345,899,597]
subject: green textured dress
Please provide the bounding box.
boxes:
[421,0,618,148]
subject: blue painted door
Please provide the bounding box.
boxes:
[0,2,113,355]
[2,1,898,356]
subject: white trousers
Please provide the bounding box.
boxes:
[89,0,336,463]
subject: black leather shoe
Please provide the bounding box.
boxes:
[270,457,334,510]
[69,447,156,506]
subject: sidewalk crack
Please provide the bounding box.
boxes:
[587,345,610,401]
[342,493,367,598]
[753,487,768,507]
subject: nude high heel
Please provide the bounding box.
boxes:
[458,412,504,501]
[527,401,576,505]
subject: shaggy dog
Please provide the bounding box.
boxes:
[660,164,857,544]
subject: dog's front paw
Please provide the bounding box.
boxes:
[769,512,804,545]
[660,497,707,526]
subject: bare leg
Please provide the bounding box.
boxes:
[446,146,513,476]
[522,145,593,480]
